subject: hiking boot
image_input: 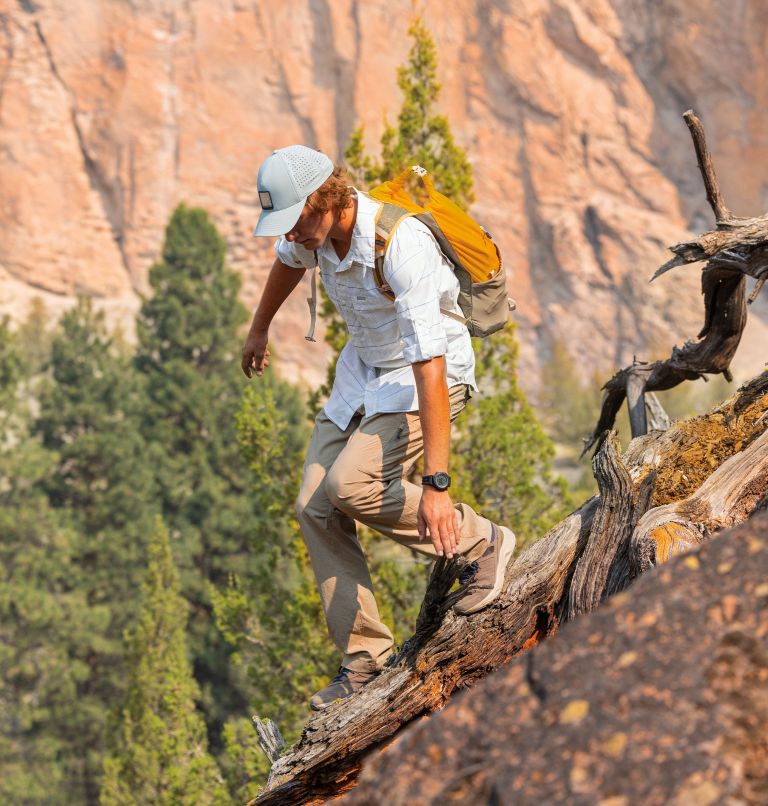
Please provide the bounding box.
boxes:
[309,666,377,711]
[454,524,516,615]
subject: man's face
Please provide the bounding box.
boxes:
[284,201,334,250]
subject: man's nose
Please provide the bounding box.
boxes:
[285,228,298,242]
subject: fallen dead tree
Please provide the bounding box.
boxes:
[251,371,768,805]
[584,110,768,452]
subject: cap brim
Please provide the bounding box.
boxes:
[252,198,306,237]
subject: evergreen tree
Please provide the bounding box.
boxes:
[134,204,251,590]
[100,520,230,805]
[2,300,160,802]
[36,297,158,581]
[345,17,474,209]
[133,203,254,748]
[15,296,53,374]
[0,318,106,803]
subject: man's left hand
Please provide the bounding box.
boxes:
[418,487,460,558]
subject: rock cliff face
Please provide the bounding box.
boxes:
[2,0,766,390]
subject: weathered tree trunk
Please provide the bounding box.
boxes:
[631,425,768,573]
[566,432,653,618]
[584,110,768,453]
[251,372,768,806]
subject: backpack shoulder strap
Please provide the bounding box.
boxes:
[371,197,414,299]
[369,193,469,327]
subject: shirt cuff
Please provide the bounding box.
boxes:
[403,333,448,364]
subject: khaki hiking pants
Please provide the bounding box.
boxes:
[296,383,493,673]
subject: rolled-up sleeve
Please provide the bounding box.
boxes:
[384,220,448,364]
[274,236,317,269]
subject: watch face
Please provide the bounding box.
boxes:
[433,472,451,491]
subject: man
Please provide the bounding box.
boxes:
[242,144,515,710]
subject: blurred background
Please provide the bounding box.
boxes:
[1,1,766,803]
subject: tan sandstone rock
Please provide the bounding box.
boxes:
[1,0,766,391]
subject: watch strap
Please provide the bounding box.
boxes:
[422,472,451,490]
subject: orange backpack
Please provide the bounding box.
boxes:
[367,165,515,337]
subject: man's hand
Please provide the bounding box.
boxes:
[241,330,270,378]
[418,487,460,558]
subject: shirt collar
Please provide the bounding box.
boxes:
[320,188,378,272]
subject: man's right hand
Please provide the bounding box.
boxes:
[241,331,271,378]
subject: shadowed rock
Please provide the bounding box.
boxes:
[344,513,768,805]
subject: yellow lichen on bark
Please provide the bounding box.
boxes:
[648,522,700,564]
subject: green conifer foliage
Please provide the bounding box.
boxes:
[133,204,254,737]
[37,297,157,552]
[0,318,107,803]
[345,17,474,209]
[15,296,53,374]
[100,520,230,806]
[6,300,158,802]
[134,204,251,588]
[212,376,335,798]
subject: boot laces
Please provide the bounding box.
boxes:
[459,561,479,587]
[331,667,349,684]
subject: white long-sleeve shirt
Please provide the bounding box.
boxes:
[275,190,476,430]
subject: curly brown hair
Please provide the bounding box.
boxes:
[306,166,353,214]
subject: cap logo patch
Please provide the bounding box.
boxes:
[259,190,274,210]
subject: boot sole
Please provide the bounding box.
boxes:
[310,697,343,711]
[454,525,516,615]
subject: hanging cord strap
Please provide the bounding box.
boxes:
[305,251,319,342]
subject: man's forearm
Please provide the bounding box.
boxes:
[248,258,306,334]
[412,355,451,474]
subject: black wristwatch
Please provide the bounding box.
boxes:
[422,472,451,491]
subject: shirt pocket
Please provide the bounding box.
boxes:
[333,268,392,331]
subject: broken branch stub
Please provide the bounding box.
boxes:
[683,108,732,224]
[252,717,286,765]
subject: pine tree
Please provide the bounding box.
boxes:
[345,17,474,209]
[133,203,255,751]
[15,296,53,374]
[134,204,251,590]
[36,297,158,575]
[0,318,106,803]
[3,300,160,802]
[100,519,230,805]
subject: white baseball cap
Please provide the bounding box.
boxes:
[253,145,334,236]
